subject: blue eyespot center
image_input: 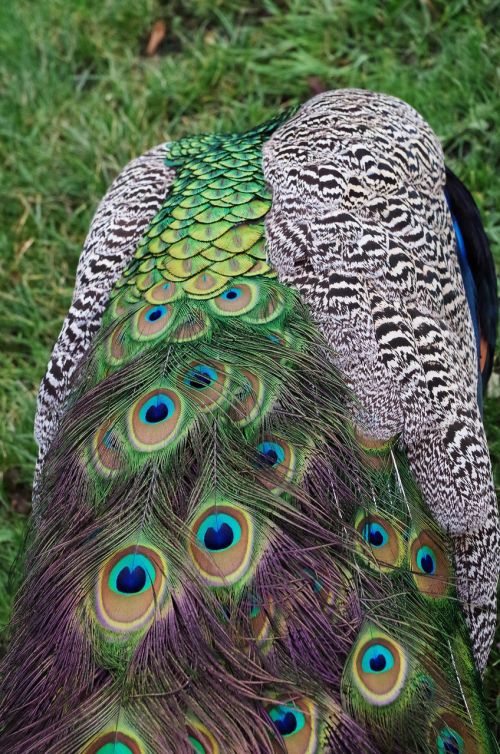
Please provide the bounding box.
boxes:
[362,522,388,548]
[361,643,395,674]
[109,553,156,596]
[222,288,241,301]
[185,364,217,390]
[257,441,285,468]
[416,545,436,575]
[145,402,169,423]
[140,394,175,425]
[269,705,306,738]
[443,737,459,754]
[369,653,387,672]
[197,513,242,553]
[146,305,167,322]
[263,449,278,464]
[437,727,464,754]
[276,712,297,735]
[116,565,147,594]
[204,522,234,550]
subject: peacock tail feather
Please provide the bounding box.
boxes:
[0,108,496,753]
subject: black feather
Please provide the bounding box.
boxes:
[445,166,498,387]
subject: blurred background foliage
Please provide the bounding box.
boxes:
[0,0,498,726]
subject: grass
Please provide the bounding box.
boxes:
[0,0,498,727]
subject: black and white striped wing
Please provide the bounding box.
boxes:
[34,145,175,479]
[263,88,499,671]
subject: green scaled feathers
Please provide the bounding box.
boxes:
[0,109,496,754]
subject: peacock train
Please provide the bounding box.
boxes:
[0,89,498,754]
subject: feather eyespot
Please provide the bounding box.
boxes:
[437,727,464,754]
[186,718,220,753]
[92,420,122,478]
[128,389,183,451]
[256,437,296,490]
[355,511,404,572]
[131,303,174,340]
[82,730,144,754]
[409,530,450,597]
[243,290,285,325]
[96,545,167,633]
[135,270,159,292]
[109,291,137,319]
[249,597,277,648]
[347,626,407,706]
[266,698,318,753]
[432,713,478,754]
[110,298,128,319]
[266,332,284,345]
[171,310,210,342]
[145,280,181,304]
[188,503,254,587]
[209,281,258,316]
[107,322,128,365]
[353,427,395,471]
[180,360,228,410]
[228,370,265,426]
[302,567,336,609]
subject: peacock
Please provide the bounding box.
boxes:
[0,89,498,753]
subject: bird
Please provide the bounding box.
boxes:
[0,88,498,753]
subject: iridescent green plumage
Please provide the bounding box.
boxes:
[0,110,495,754]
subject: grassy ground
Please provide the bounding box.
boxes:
[0,0,498,727]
